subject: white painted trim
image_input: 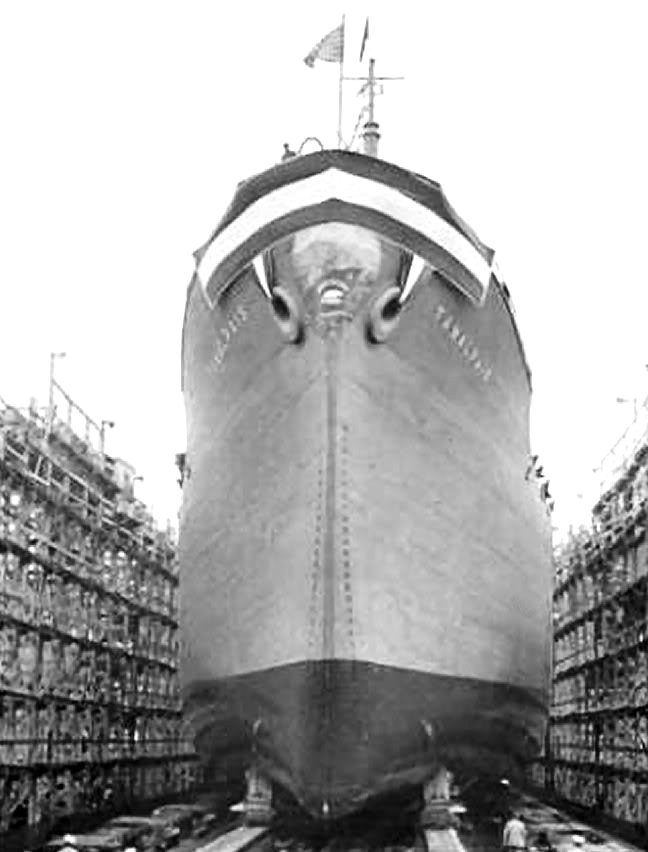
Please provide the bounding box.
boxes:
[197,168,491,300]
[252,256,271,299]
[491,257,504,285]
[400,254,427,303]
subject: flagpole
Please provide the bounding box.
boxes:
[337,14,345,148]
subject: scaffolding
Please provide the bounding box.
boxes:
[541,417,648,833]
[0,393,198,838]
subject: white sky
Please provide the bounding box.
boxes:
[1,1,647,538]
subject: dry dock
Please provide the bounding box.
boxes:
[181,793,644,852]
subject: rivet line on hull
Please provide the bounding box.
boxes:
[323,327,339,661]
[340,422,356,657]
[307,461,324,657]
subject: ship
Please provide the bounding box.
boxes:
[178,55,554,821]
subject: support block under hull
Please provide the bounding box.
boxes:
[185,659,545,819]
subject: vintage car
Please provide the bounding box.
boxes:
[103,816,177,851]
[40,829,131,852]
[151,803,217,838]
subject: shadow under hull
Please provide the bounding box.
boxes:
[186,659,545,819]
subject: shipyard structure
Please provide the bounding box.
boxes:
[0,383,199,842]
[532,408,648,839]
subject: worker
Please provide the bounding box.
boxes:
[503,812,527,851]
[281,143,296,162]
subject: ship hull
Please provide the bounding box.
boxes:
[180,152,553,819]
[186,660,545,817]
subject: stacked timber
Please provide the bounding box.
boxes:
[0,401,199,838]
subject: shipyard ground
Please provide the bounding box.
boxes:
[199,790,645,852]
[11,786,646,852]
[184,791,646,852]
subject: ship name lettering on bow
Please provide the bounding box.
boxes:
[213,304,249,370]
[435,304,492,383]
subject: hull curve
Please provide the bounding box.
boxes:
[180,151,553,819]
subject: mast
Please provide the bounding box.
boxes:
[345,58,403,158]
[361,59,380,157]
[337,15,345,148]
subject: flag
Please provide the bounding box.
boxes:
[359,17,369,61]
[304,22,344,67]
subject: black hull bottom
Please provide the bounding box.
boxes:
[184,660,545,819]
